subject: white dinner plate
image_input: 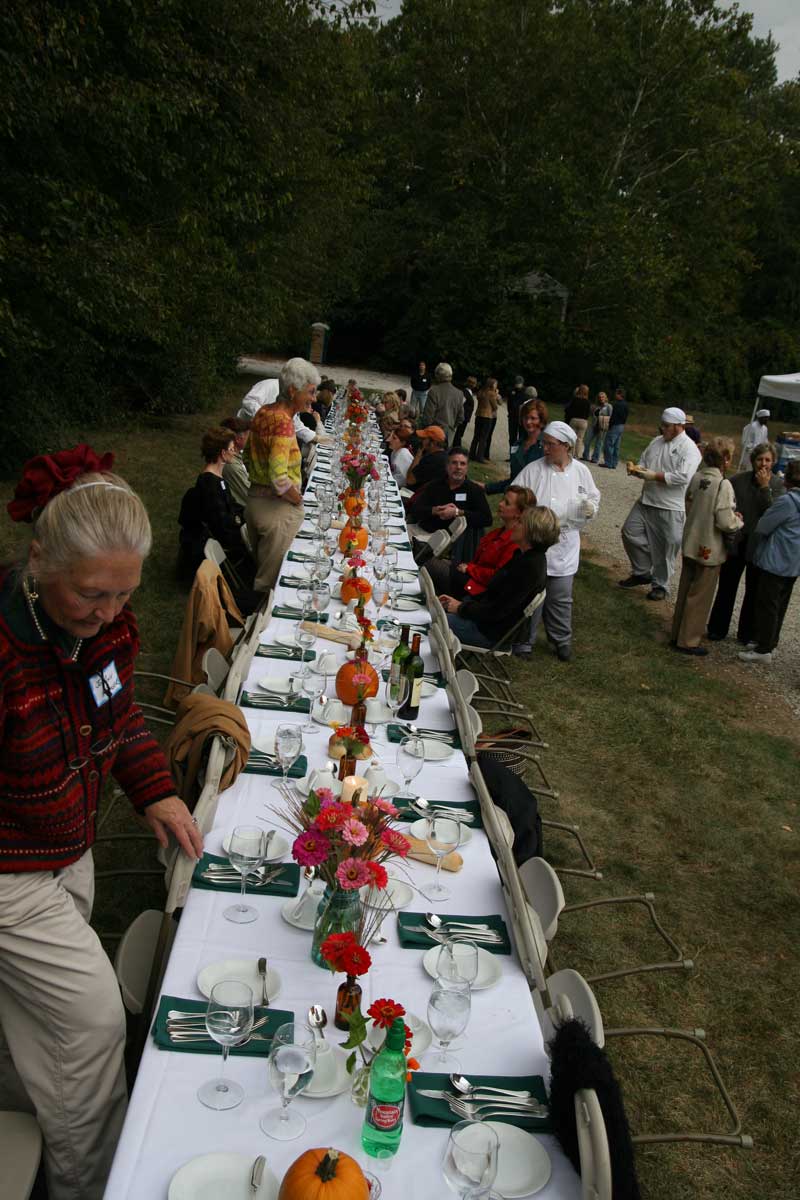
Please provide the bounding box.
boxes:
[420,679,438,698]
[274,633,304,649]
[487,1121,552,1197]
[305,1043,351,1098]
[249,729,275,755]
[422,944,502,990]
[255,675,293,695]
[366,1012,432,1059]
[366,779,400,799]
[280,888,323,931]
[196,958,282,1003]
[222,830,289,863]
[393,596,425,612]
[168,1153,279,1200]
[409,817,472,846]
[422,738,454,762]
[361,875,414,910]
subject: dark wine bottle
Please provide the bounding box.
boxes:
[388,624,411,699]
[397,632,423,719]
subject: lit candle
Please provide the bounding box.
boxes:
[341,775,368,806]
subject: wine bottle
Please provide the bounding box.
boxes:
[388,625,411,697]
[397,632,423,719]
[361,1017,406,1158]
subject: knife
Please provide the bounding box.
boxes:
[417,1088,545,1113]
[250,1154,266,1194]
[257,956,269,1006]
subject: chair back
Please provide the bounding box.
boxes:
[519,856,565,941]
[427,528,451,558]
[454,667,478,705]
[448,514,467,542]
[538,969,605,1048]
[201,647,230,692]
[575,1089,613,1200]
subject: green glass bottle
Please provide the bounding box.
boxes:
[388,624,411,700]
[397,632,423,720]
[361,1017,406,1158]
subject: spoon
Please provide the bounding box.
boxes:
[449,1073,534,1101]
[308,1005,328,1044]
[425,913,493,934]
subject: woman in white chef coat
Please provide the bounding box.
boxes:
[511,421,600,661]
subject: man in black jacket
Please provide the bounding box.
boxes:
[408,446,492,564]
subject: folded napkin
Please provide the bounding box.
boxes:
[271,606,329,622]
[191,854,301,896]
[389,539,412,551]
[397,911,510,954]
[286,551,316,563]
[243,753,307,778]
[295,530,316,540]
[152,995,294,1056]
[255,645,316,662]
[240,691,311,714]
[387,723,462,750]
[405,836,462,872]
[279,575,315,589]
[394,798,482,827]
[382,668,445,688]
[378,620,428,635]
[407,1071,551,1132]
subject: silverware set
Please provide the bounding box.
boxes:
[416,1090,547,1121]
[243,692,304,711]
[403,924,505,946]
[255,647,309,661]
[409,799,475,823]
[200,865,286,888]
[165,1009,272,1047]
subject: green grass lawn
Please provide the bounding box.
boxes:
[1,386,796,1199]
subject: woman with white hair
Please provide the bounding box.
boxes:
[245,356,320,592]
[421,362,465,446]
[1,447,203,1199]
[511,421,600,660]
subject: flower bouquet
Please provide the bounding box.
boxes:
[340,447,379,491]
[327,723,372,762]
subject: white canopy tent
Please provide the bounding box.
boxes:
[751,372,800,420]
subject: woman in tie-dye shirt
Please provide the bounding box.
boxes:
[244,357,320,591]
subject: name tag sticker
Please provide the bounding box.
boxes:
[88,660,122,707]
[455,493,467,502]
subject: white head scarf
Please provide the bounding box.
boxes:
[661,407,686,425]
[543,421,577,446]
[756,409,770,419]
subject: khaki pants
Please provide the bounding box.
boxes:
[672,558,720,648]
[569,418,588,460]
[246,493,305,592]
[0,851,127,1200]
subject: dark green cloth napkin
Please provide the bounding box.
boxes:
[394,797,482,828]
[389,539,412,551]
[152,995,294,1056]
[382,668,445,688]
[271,606,329,622]
[286,551,316,564]
[243,753,307,778]
[396,911,510,954]
[387,723,462,750]
[378,619,428,635]
[407,1071,550,1131]
[191,854,300,896]
[240,691,310,714]
[295,530,316,540]
[255,645,316,662]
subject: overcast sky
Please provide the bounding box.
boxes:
[372,0,800,82]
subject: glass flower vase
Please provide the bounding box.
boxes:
[350,1060,372,1107]
[310,885,362,968]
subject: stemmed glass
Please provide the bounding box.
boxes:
[443,1120,500,1199]
[386,673,409,730]
[224,826,267,924]
[387,567,404,611]
[260,1020,318,1140]
[273,723,303,791]
[296,582,313,618]
[396,734,424,798]
[301,667,326,733]
[311,580,331,614]
[437,939,479,987]
[422,817,462,902]
[384,543,399,572]
[293,621,316,678]
[427,978,471,1070]
[197,980,254,1110]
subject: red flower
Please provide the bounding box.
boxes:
[341,942,372,976]
[316,804,349,831]
[368,998,406,1029]
[366,861,388,890]
[380,828,411,857]
[8,444,115,523]
[321,931,357,972]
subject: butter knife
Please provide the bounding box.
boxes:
[250,1154,266,1194]
[257,956,269,1006]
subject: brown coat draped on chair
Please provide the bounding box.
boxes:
[164,560,244,708]
[163,692,251,805]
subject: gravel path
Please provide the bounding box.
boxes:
[238,358,799,717]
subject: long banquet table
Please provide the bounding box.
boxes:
[104,427,582,1199]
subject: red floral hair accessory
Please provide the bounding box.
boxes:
[7,444,115,523]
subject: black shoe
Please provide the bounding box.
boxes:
[619,574,652,588]
[646,586,667,600]
[706,631,726,642]
[674,645,708,656]
[556,642,572,662]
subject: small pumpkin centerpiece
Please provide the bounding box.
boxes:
[327,723,372,763]
[339,549,373,607]
[342,489,365,518]
[279,1147,370,1200]
[338,516,369,554]
[335,647,379,707]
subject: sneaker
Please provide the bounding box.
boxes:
[619,574,652,589]
[646,586,668,601]
[555,642,572,662]
[738,650,773,664]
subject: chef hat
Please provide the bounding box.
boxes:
[756,409,770,418]
[543,421,577,446]
[661,407,686,425]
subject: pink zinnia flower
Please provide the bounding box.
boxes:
[336,857,372,889]
[341,817,368,846]
[315,787,335,807]
[380,828,411,857]
[370,796,398,816]
[292,829,330,867]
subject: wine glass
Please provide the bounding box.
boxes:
[224,826,267,923]
[296,582,313,617]
[273,723,303,791]
[443,1120,499,1199]
[301,667,326,733]
[422,817,462,902]
[260,1020,318,1140]
[427,978,471,1070]
[316,509,333,535]
[385,673,409,734]
[311,580,331,614]
[197,980,254,1110]
[396,734,424,799]
[387,567,404,611]
[437,938,479,987]
[384,544,399,571]
[293,621,316,678]
[323,527,339,557]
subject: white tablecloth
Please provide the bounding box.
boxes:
[104,440,581,1200]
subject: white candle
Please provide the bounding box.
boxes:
[341,775,368,806]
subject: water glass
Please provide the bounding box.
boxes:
[427,978,471,1070]
[224,826,267,924]
[311,580,331,613]
[437,938,479,987]
[396,734,424,799]
[293,621,316,677]
[443,1120,499,1199]
[260,1020,318,1140]
[197,980,254,1109]
[273,723,303,791]
[301,668,326,733]
[422,817,462,902]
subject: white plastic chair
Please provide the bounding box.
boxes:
[0,1112,42,1200]
[114,909,176,1014]
[575,1089,613,1200]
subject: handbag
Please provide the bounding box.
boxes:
[598,412,611,432]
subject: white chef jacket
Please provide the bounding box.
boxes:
[513,457,600,577]
[637,432,702,511]
[237,377,279,419]
[739,419,769,468]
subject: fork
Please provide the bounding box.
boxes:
[446,1097,547,1121]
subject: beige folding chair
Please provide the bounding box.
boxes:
[456,588,546,703]
[575,1089,613,1200]
[204,536,248,597]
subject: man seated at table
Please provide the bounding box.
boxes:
[424,484,535,597]
[405,425,448,490]
[439,505,559,647]
[408,446,492,564]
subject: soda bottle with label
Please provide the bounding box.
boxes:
[361,1017,406,1158]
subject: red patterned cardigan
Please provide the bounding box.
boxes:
[0,573,176,872]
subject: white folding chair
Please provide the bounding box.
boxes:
[575,1089,613,1200]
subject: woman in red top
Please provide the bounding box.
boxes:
[0,446,203,1200]
[424,484,535,597]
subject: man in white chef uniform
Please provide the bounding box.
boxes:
[739,408,770,470]
[512,421,600,661]
[619,406,702,601]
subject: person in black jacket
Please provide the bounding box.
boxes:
[439,505,560,646]
[409,447,492,564]
[178,427,256,593]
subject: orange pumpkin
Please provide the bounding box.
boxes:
[341,575,372,606]
[278,1147,369,1200]
[338,520,369,553]
[335,654,379,705]
[343,490,365,517]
